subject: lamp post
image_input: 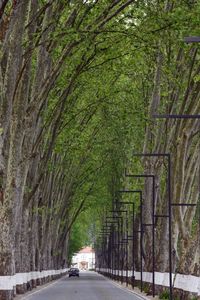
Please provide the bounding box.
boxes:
[115,200,134,287]
[99,228,111,275]
[108,214,124,281]
[183,36,200,43]
[151,114,200,300]
[132,153,173,299]
[116,190,144,291]
[106,219,120,279]
[125,173,156,297]
[110,210,127,283]
[102,216,124,278]
[151,36,200,298]
[109,208,128,284]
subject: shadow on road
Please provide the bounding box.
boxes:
[64,272,106,281]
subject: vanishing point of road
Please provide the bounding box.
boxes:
[21,271,145,300]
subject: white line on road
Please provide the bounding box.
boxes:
[17,276,66,299]
[17,272,152,300]
[99,273,151,300]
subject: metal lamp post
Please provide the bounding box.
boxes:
[132,153,173,299]
[125,173,156,296]
[116,190,144,291]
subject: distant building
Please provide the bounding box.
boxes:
[72,246,95,270]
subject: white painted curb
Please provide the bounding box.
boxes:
[97,268,200,295]
[0,268,68,290]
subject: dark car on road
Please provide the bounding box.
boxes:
[68,268,79,277]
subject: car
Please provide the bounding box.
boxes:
[68,268,79,277]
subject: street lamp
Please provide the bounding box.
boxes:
[125,173,156,297]
[183,36,200,43]
[116,190,144,291]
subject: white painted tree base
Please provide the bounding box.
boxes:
[0,268,68,290]
[97,268,200,296]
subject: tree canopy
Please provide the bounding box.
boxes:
[0,1,199,299]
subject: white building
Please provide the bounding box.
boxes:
[72,246,95,270]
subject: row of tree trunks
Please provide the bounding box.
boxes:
[0,1,139,299]
[140,5,200,288]
[0,1,75,298]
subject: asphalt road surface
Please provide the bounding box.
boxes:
[24,271,144,300]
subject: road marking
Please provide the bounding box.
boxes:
[98,273,149,300]
[17,272,150,300]
[18,276,66,299]
[110,280,149,299]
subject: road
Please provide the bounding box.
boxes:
[23,271,144,300]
